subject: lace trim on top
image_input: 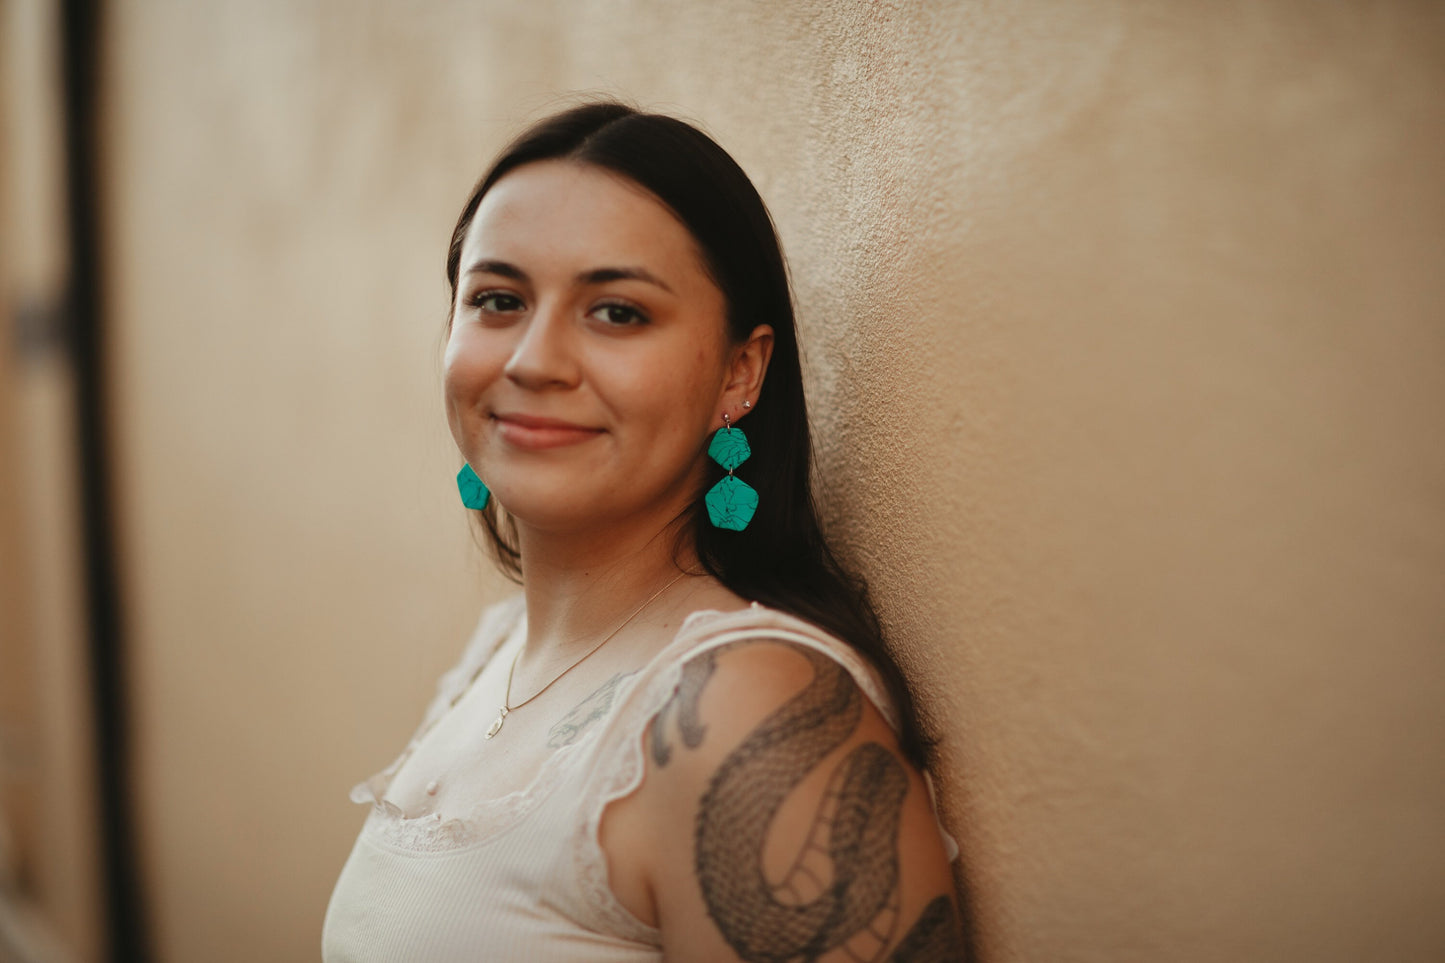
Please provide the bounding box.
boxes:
[348,595,539,853]
[345,596,945,893]
[343,600,803,855]
[573,605,900,944]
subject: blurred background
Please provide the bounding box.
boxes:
[2,1,1443,961]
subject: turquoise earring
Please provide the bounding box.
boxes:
[704,412,758,531]
[456,463,490,510]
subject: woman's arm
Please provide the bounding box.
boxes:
[602,639,964,962]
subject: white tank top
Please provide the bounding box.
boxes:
[321,596,957,962]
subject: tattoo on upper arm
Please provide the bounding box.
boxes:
[655,642,964,962]
[886,896,962,963]
[546,672,633,748]
[650,648,718,766]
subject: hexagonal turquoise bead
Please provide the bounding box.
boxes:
[705,475,758,531]
[456,463,490,510]
[707,426,751,471]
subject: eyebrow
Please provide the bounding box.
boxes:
[464,259,528,281]
[463,259,675,295]
[578,267,675,294]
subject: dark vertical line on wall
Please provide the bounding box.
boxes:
[59,0,151,961]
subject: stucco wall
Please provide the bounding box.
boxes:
[101,1,1445,960]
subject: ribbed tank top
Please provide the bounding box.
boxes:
[321,595,956,962]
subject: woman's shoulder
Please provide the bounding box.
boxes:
[473,590,528,638]
[646,608,904,776]
[464,591,527,655]
[598,600,965,959]
[425,593,526,710]
[654,600,901,734]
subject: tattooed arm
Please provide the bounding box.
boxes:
[600,639,964,963]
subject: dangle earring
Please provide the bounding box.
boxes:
[704,410,758,531]
[456,463,490,510]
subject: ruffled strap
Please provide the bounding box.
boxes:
[349,594,527,808]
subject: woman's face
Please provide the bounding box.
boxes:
[444,160,768,535]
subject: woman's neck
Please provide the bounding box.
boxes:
[514,515,701,661]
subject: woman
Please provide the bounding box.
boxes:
[323,101,963,962]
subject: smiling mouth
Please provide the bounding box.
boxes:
[491,413,605,450]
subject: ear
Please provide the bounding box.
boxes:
[716,325,774,429]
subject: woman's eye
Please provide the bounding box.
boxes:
[468,291,524,313]
[589,302,648,326]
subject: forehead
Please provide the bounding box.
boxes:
[461,160,706,277]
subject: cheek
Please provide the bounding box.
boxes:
[442,327,506,435]
[619,344,724,440]
[444,324,503,386]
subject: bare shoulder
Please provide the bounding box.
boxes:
[632,637,965,963]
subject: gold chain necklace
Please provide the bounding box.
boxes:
[484,570,687,739]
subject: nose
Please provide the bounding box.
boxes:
[503,298,580,391]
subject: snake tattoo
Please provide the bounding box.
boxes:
[652,642,964,962]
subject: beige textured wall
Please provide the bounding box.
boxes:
[100,1,1445,961]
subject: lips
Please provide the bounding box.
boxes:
[491,412,604,450]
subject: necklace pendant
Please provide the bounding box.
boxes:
[485,706,508,739]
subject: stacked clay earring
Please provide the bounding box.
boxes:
[456,463,490,510]
[704,411,758,531]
